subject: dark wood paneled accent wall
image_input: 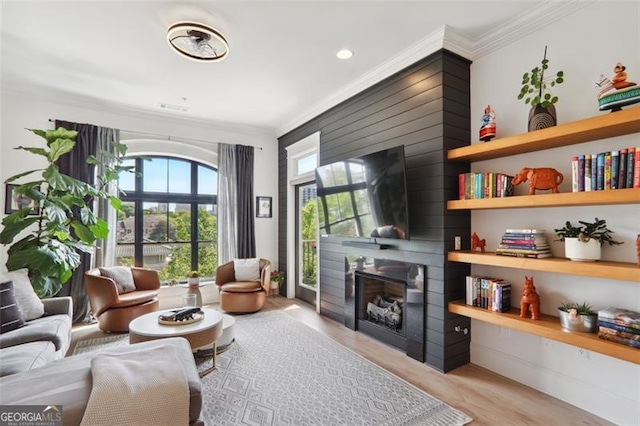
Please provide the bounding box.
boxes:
[278,49,472,372]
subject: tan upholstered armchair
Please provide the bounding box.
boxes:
[216,259,271,313]
[85,267,160,332]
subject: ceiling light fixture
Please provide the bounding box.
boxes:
[336,49,353,60]
[167,22,229,62]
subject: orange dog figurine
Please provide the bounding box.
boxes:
[512,167,564,195]
[471,232,486,253]
[520,276,540,320]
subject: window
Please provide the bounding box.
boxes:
[117,156,217,284]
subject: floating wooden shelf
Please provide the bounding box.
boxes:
[447,187,640,210]
[448,300,639,365]
[447,107,640,162]
[448,251,640,282]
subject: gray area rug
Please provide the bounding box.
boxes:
[74,311,471,426]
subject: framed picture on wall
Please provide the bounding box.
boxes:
[5,184,38,215]
[256,196,272,218]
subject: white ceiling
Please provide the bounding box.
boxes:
[2,1,552,136]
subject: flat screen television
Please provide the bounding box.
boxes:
[315,145,409,241]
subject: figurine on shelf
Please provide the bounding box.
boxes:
[511,167,563,195]
[471,232,486,253]
[596,63,640,112]
[520,276,540,320]
[612,62,636,90]
[479,105,497,142]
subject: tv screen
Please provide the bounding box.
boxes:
[315,146,409,240]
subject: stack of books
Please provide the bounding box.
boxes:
[495,229,552,258]
[465,275,511,312]
[597,308,640,348]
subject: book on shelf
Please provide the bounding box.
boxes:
[604,151,612,190]
[495,251,553,259]
[585,154,592,191]
[626,147,635,188]
[627,146,640,188]
[496,247,551,254]
[596,152,604,190]
[591,153,598,191]
[618,149,627,189]
[504,229,545,234]
[611,150,619,189]
[498,244,550,250]
[500,236,548,243]
[571,156,579,192]
[599,327,640,342]
[598,330,640,349]
[578,154,585,192]
[598,320,640,335]
[598,307,640,329]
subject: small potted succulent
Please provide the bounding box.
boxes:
[186,270,200,287]
[554,217,623,261]
[558,302,597,333]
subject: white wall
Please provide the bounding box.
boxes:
[0,88,279,273]
[470,2,639,424]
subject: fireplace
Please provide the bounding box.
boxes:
[345,257,425,361]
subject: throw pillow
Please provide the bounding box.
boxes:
[0,269,44,321]
[233,258,261,281]
[98,267,136,294]
[0,281,26,333]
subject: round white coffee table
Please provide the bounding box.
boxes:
[129,308,223,377]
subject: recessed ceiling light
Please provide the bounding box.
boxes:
[336,49,353,60]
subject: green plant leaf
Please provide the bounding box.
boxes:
[4,169,42,184]
[109,196,122,211]
[43,165,67,191]
[90,218,109,239]
[14,146,49,158]
[37,127,77,144]
[551,96,558,104]
[0,216,39,244]
[48,138,75,162]
[86,155,101,165]
[71,221,96,244]
[80,206,97,226]
[43,201,68,224]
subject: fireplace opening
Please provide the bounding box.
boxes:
[347,257,425,361]
[359,279,405,336]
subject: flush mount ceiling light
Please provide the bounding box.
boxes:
[167,22,229,62]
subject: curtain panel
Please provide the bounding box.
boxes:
[54,120,119,323]
[218,144,238,264]
[236,145,255,258]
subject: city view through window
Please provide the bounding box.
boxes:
[117,157,217,284]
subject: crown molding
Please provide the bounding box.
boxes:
[2,83,277,140]
[470,0,593,59]
[276,25,449,138]
[277,1,590,138]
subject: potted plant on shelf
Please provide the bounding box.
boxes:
[517,45,565,131]
[186,270,200,288]
[554,217,623,261]
[558,302,598,333]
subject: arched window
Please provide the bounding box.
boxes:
[117,156,217,283]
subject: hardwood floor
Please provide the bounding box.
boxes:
[70,297,612,425]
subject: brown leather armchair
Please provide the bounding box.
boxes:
[216,259,270,313]
[85,267,160,332]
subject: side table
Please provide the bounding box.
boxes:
[181,282,206,307]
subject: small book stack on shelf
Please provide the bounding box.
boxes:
[598,308,640,349]
[458,172,514,200]
[465,275,511,312]
[495,229,552,258]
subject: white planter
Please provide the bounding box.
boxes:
[564,238,601,261]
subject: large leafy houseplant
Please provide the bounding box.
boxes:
[0,127,130,297]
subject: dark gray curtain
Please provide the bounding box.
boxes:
[54,120,97,323]
[236,145,255,258]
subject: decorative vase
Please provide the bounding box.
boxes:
[528,104,557,131]
[188,277,200,288]
[558,309,597,333]
[564,238,601,261]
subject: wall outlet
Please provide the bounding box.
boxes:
[454,236,461,250]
